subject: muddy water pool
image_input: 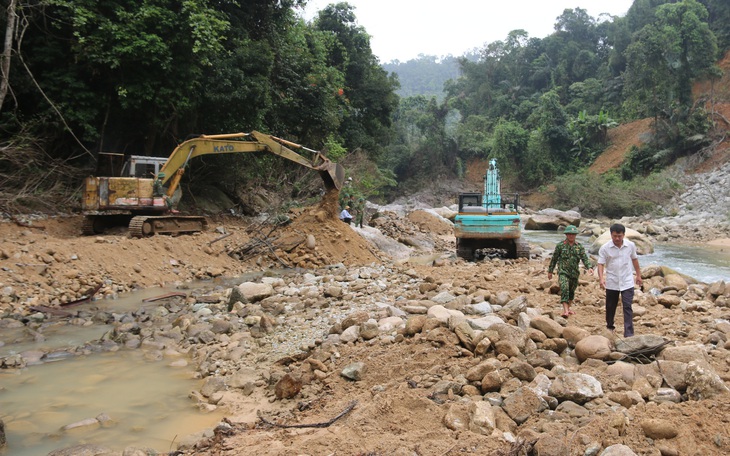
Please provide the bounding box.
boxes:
[0,282,238,455]
[1,350,223,455]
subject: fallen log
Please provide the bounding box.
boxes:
[60,283,103,307]
[257,400,357,429]
[142,292,188,302]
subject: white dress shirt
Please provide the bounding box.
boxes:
[598,239,639,291]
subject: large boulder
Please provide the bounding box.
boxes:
[588,228,654,255]
[574,335,612,362]
[524,209,582,231]
[549,373,603,403]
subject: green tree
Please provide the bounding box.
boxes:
[314,2,399,158]
[491,119,529,178]
[624,0,718,115]
[10,0,229,154]
[698,0,730,51]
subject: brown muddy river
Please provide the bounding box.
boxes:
[1,348,223,455]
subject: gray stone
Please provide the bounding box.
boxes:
[526,349,561,369]
[498,296,528,321]
[640,419,679,439]
[600,444,638,455]
[549,373,603,404]
[229,282,274,305]
[659,344,709,364]
[201,376,226,398]
[359,319,380,340]
[509,359,537,381]
[404,315,427,336]
[442,403,469,431]
[431,291,456,305]
[685,360,730,400]
[614,334,668,354]
[341,362,367,381]
[465,359,501,382]
[469,315,505,330]
[468,401,496,435]
[530,315,563,338]
[562,326,590,347]
[650,388,681,404]
[454,321,477,351]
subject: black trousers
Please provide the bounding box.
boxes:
[606,288,634,337]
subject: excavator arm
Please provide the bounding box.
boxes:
[158,131,345,198]
[81,131,345,237]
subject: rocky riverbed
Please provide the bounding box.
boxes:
[1,183,730,455]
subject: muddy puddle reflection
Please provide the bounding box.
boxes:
[1,349,223,455]
[0,279,252,455]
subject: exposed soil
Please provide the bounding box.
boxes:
[2,200,730,456]
[588,118,654,175]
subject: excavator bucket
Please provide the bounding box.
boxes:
[319,162,346,190]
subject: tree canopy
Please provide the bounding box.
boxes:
[0,0,728,206]
[383,0,727,190]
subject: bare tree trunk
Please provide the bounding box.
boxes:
[0,0,18,111]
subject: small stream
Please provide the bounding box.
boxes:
[1,350,223,456]
[523,230,730,283]
[0,282,234,456]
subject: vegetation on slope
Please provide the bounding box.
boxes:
[0,0,729,214]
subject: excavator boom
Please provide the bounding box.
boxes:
[158,131,344,191]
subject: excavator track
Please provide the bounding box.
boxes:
[129,215,208,238]
[515,237,531,259]
[82,216,98,235]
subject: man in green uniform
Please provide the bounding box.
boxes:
[354,197,365,228]
[547,225,593,317]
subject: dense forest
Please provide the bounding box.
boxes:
[382,54,474,101]
[0,0,729,213]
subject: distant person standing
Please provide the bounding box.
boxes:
[597,223,643,337]
[354,197,365,228]
[547,225,593,318]
[339,205,353,225]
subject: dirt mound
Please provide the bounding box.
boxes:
[276,189,382,267]
[406,210,453,235]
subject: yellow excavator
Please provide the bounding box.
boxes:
[81,131,345,237]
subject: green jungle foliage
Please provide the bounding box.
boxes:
[0,0,728,211]
[548,169,683,218]
[386,0,726,194]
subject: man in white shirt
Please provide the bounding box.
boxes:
[597,223,643,337]
[339,206,353,225]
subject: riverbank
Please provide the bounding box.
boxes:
[1,208,729,456]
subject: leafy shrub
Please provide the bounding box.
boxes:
[550,170,682,218]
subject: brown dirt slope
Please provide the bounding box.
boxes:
[691,50,730,173]
[588,118,654,174]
